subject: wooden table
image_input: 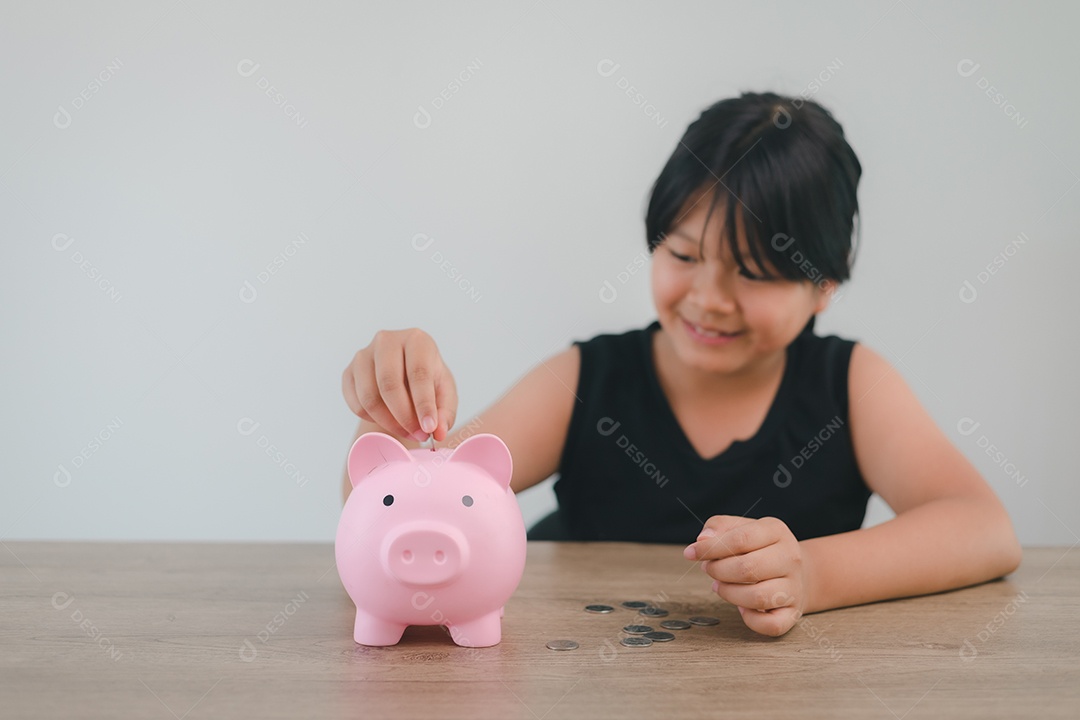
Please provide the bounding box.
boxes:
[1,541,1077,719]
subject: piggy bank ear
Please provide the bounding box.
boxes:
[347,432,414,488]
[446,433,513,489]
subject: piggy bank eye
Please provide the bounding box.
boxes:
[382,494,394,506]
[462,495,473,507]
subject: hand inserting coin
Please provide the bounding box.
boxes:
[545,602,721,650]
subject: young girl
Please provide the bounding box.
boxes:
[340,91,1022,637]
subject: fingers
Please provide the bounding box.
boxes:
[345,354,396,433]
[372,331,424,440]
[350,349,415,439]
[700,515,756,537]
[341,329,457,444]
[685,516,783,561]
[403,331,441,438]
[688,519,803,638]
[341,360,368,420]
[738,604,801,637]
[712,578,794,613]
[702,546,791,584]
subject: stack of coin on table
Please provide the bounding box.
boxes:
[544,601,721,650]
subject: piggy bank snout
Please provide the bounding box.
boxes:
[383,523,469,587]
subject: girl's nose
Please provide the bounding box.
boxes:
[689,266,737,313]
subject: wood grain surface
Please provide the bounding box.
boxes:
[1,541,1077,719]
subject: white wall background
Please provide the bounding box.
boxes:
[2,0,1076,545]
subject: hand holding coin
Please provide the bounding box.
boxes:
[682,515,809,637]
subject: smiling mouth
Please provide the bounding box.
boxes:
[682,317,743,338]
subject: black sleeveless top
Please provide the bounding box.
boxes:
[551,316,871,544]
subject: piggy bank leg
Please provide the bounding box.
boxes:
[446,610,502,648]
[353,610,407,646]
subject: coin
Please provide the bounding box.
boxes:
[620,636,653,647]
[639,607,669,618]
[546,639,579,651]
[620,601,649,609]
[660,620,692,630]
[688,615,720,626]
[643,631,675,642]
[585,604,615,614]
[622,624,653,634]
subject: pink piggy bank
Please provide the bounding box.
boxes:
[336,431,527,648]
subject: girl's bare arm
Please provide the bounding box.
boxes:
[799,343,1022,614]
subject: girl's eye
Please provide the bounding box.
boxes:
[738,268,768,281]
[668,249,695,263]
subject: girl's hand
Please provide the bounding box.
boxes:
[342,328,458,443]
[683,515,809,637]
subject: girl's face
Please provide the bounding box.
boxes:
[650,192,835,379]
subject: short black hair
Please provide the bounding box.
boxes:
[645,91,862,284]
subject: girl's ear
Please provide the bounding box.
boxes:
[812,279,838,314]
